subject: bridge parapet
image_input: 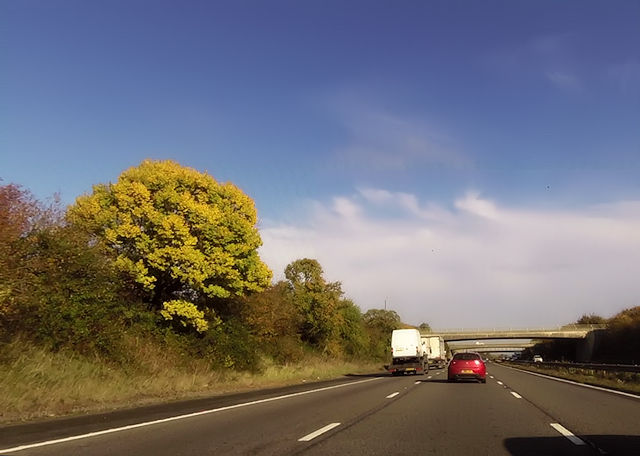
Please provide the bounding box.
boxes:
[448,342,536,350]
[428,324,607,333]
[423,325,607,342]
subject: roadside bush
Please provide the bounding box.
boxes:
[337,299,368,357]
[240,281,304,363]
[0,183,39,339]
[11,225,128,356]
[600,307,640,364]
[267,335,305,364]
[196,318,260,371]
[363,309,402,360]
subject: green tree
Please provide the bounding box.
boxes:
[576,314,607,325]
[68,160,272,329]
[363,309,402,360]
[337,299,368,356]
[0,183,128,353]
[17,225,127,354]
[0,183,37,328]
[241,281,304,362]
[242,281,301,340]
[284,258,342,349]
[0,183,36,250]
[605,306,640,363]
[419,322,432,332]
[363,309,402,334]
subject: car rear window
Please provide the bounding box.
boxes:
[453,353,481,360]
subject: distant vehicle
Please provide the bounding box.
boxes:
[423,335,447,369]
[533,355,543,363]
[448,352,486,383]
[389,329,426,376]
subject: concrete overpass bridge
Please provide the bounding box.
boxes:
[423,325,607,361]
[424,325,607,342]
[448,342,535,353]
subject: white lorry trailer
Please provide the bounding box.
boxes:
[424,335,447,369]
[389,329,426,375]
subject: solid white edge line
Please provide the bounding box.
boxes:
[510,391,522,399]
[550,423,586,445]
[298,422,341,442]
[0,378,382,454]
[386,392,400,398]
[497,381,504,385]
[501,364,640,399]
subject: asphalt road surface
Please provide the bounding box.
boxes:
[1,363,638,455]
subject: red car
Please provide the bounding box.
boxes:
[448,352,487,383]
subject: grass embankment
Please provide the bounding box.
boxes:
[0,339,383,424]
[504,362,640,395]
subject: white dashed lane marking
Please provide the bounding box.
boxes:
[298,423,341,442]
[386,392,400,399]
[550,423,586,446]
[510,392,522,399]
[497,381,504,385]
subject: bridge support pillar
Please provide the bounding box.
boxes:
[576,331,601,362]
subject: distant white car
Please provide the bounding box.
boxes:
[533,355,543,363]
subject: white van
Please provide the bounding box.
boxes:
[389,329,426,375]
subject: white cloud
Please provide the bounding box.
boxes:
[454,191,501,220]
[358,187,452,221]
[332,196,361,219]
[259,190,640,328]
[545,71,581,91]
[485,33,583,91]
[358,188,393,205]
[529,33,575,57]
[332,104,469,171]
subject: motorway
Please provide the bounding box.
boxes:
[1,363,638,455]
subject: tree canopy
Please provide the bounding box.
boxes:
[576,314,607,325]
[68,160,272,328]
[0,183,126,353]
[362,309,402,358]
[363,309,402,334]
[419,322,432,332]
[284,258,343,348]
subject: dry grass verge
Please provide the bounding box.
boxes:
[504,362,640,395]
[0,339,383,424]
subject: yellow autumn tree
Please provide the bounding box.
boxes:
[68,160,272,329]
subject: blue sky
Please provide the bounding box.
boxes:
[2,1,640,326]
